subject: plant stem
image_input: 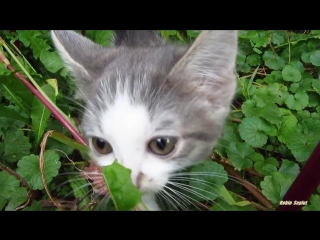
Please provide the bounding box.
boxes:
[0,38,81,140]
[218,161,273,209]
[135,202,149,211]
[0,49,87,146]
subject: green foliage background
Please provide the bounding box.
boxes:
[0,30,319,211]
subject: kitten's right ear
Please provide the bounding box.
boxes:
[51,30,107,82]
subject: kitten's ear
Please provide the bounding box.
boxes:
[51,30,109,82]
[169,30,238,106]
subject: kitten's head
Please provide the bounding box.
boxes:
[51,30,238,194]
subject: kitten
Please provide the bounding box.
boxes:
[51,30,238,211]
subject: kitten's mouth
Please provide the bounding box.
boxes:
[80,160,109,195]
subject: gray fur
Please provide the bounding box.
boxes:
[51,30,238,183]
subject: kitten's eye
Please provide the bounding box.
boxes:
[92,137,113,155]
[148,137,177,156]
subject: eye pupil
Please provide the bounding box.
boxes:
[156,138,166,150]
[91,137,112,155]
[97,138,105,149]
[148,137,177,156]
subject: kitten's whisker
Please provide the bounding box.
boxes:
[163,186,188,211]
[167,181,213,202]
[62,94,97,120]
[58,172,103,177]
[49,176,85,193]
[163,185,190,211]
[169,176,239,209]
[172,172,245,187]
[167,181,226,211]
[155,193,165,210]
[170,177,222,190]
[61,183,93,200]
[164,184,202,211]
[94,193,111,211]
[157,191,171,210]
[168,181,225,210]
[160,189,180,211]
[75,188,98,210]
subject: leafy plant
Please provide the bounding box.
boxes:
[0,30,319,211]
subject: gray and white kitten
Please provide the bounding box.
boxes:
[51,30,238,210]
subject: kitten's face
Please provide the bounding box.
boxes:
[51,30,238,195]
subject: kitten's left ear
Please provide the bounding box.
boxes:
[51,30,110,83]
[168,30,238,106]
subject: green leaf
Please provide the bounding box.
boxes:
[102,159,142,211]
[0,74,34,107]
[1,84,31,115]
[30,38,51,59]
[270,31,285,45]
[16,151,61,190]
[303,194,320,211]
[187,30,201,39]
[310,50,320,66]
[22,200,43,211]
[278,159,300,178]
[0,170,28,211]
[252,31,268,48]
[284,92,309,110]
[290,61,305,73]
[255,83,289,105]
[312,79,320,95]
[0,105,28,122]
[282,65,302,82]
[225,142,255,169]
[16,30,42,47]
[40,50,64,73]
[3,127,31,162]
[0,197,7,210]
[236,51,246,65]
[238,116,274,148]
[5,187,28,211]
[215,122,242,155]
[308,93,319,107]
[301,51,312,63]
[211,187,256,211]
[189,160,228,201]
[0,171,20,199]
[281,119,320,162]
[242,98,283,125]
[85,30,114,46]
[31,84,56,146]
[289,78,313,93]
[247,54,261,66]
[45,121,77,157]
[238,63,251,73]
[263,51,285,70]
[260,172,295,205]
[0,62,11,75]
[254,157,279,176]
[241,100,258,117]
[277,108,298,143]
[257,102,283,124]
[68,176,90,210]
[264,71,284,84]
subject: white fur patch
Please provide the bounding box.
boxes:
[89,92,182,210]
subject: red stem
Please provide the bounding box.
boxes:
[7,65,87,146]
[277,142,320,211]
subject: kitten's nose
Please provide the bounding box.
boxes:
[136,171,144,190]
